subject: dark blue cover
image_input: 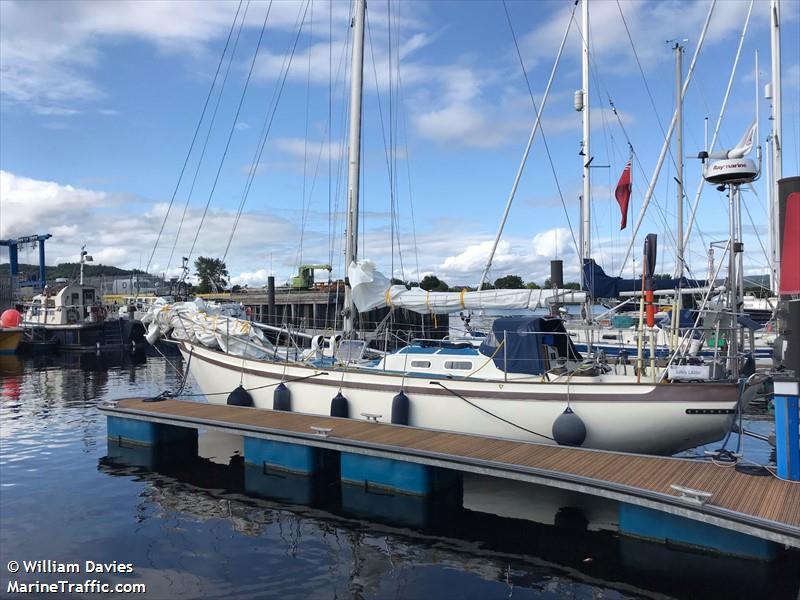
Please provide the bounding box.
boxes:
[582,259,706,299]
[479,316,582,375]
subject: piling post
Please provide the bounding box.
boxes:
[267,276,275,325]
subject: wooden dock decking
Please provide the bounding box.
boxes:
[101,398,800,549]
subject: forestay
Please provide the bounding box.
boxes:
[349,261,585,314]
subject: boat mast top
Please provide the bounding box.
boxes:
[343,0,366,337]
[79,245,90,286]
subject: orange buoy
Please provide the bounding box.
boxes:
[0,309,22,328]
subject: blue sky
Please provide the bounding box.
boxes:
[1,0,798,288]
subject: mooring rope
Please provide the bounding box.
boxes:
[430,381,554,442]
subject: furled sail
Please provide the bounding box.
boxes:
[142,298,273,359]
[349,261,585,314]
[582,259,706,299]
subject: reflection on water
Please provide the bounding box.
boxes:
[1,352,798,600]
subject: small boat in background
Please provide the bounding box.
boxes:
[20,248,145,353]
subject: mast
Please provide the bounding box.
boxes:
[579,0,591,273]
[343,0,366,336]
[674,41,685,303]
[769,0,782,292]
[80,245,87,285]
[617,0,716,276]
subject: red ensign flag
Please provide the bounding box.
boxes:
[615,161,632,230]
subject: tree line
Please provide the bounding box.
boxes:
[193,256,583,294]
[408,274,581,293]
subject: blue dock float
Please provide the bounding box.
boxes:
[619,504,778,560]
[98,398,800,561]
[341,452,460,496]
[106,413,198,468]
[107,415,197,448]
[773,377,799,481]
[244,437,322,476]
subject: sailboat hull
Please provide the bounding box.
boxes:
[179,342,739,456]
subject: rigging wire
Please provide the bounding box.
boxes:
[397,80,421,283]
[221,1,316,263]
[741,188,773,273]
[166,1,248,276]
[187,0,274,268]
[683,0,755,250]
[478,0,578,289]
[614,1,669,148]
[501,0,579,260]
[329,13,354,297]
[389,0,408,283]
[393,0,420,283]
[328,0,333,277]
[573,10,685,275]
[298,0,314,265]
[365,7,407,281]
[387,0,395,281]
[144,0,244,277]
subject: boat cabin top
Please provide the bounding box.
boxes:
[24,283,106,327]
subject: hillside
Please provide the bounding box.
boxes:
[0,262,146,281]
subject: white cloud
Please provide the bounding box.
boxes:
[89,246,130,265]
[0,0,342,116]
[0,170,110,238]
[532,227,573,258]
[440,240,512,274]
[0,170,304,280]
[521,0,770,74]
[230,268,271,287]
[275,137,343,162]
[434,228,579,285]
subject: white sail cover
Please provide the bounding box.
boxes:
[141,298,273,359]
[349,261,585,314]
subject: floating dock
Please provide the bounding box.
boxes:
[99,397,799,559]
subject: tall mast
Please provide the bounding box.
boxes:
[343,0,366,336]
[674,41,685,298]
[579,0,591,270]
[769,0,782,292]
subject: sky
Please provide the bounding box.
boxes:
[1,0,799,289]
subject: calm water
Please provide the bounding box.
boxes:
[1,351,798,600]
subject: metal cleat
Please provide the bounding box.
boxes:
[310,426,332,438]
[670,484,713,505]
[360,412,382,423]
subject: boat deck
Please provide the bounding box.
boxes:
[101,397,800,549]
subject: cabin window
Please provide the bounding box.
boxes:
[71,293,79,305]
[45,299,55,308]
[444,361,472,370]
[410,360,431,368]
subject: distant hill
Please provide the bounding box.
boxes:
[0,262,146,281]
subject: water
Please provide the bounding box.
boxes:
[1,351,798,600]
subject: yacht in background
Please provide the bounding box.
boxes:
[21,248,144,352]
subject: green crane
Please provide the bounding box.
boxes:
[289,264,332,289]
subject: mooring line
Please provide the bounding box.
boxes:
[430,381,554,442]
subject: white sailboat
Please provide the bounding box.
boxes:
[148,0,748,456]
